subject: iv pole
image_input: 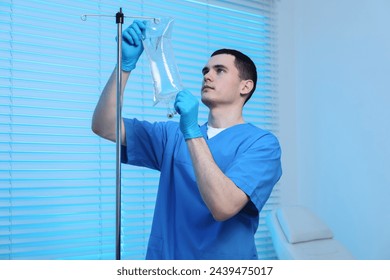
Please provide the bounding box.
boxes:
[115,8,123,261]
[81,8,158,260]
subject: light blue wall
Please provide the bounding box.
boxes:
[278,0,390,259]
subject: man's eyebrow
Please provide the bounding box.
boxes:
[202,64,228,75]
[213,64,228,70]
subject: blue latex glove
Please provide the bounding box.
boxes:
[120,20,146,71]
[174,90,203,140]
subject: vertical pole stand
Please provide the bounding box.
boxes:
[115,7,124,261]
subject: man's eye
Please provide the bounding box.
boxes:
[216,68,225,73]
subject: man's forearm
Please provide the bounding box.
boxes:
[186,137,249,221]
[92,67,130,145]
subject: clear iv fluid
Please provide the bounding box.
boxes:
[143,17,182,118]
[151,60,179,98]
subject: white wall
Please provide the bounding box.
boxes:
[277,0,390,259]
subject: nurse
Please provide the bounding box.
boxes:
[92,20,282,259]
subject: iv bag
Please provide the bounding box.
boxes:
[142,17,183,118]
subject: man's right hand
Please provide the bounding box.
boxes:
[121,20,146,72]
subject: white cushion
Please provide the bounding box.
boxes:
[276,206,334,244]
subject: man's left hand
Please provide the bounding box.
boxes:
[174,90,203,140]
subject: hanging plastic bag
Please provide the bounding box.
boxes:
[142,17,183,118]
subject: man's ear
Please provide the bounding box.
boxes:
[240,79,254,96]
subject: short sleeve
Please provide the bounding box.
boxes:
[121,118,170,171]
[226,133,282,213]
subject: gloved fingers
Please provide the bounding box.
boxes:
[122,26,141,46]
[175,89,191,101]
[122,20,146,46]
[131,20,146,38]
[174,90,197,115]
[175,89,202,140]
[174,90,189,109]
[129,24,144,46]
[129,28,140,46]
[174,93,182,115]
[122,29,134,45]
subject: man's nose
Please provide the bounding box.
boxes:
[203,71,213,82]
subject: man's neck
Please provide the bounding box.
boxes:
[207,105,245,128]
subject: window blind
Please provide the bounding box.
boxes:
[0,0,279,260]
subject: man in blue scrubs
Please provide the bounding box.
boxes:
[92,21,282,259]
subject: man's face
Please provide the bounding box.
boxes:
[201,54,243,108]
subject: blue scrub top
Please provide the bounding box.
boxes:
[121,118,282,259]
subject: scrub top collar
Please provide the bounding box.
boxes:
[202,122,249,140]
